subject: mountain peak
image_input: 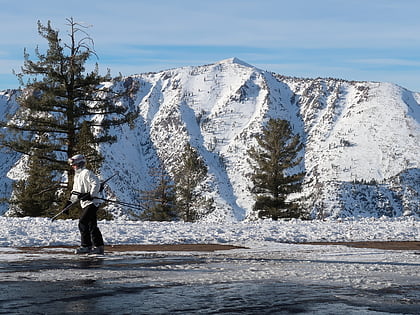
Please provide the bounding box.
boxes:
[218,57,254,68]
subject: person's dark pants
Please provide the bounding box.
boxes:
[78,204,104,248]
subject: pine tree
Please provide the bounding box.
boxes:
[248,118,305,220]
[173,144,207,222]
[0,18,135,214]
[140,166,177,221]
[74,121,103,173]
[9,137,58,217]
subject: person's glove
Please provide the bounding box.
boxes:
[62,200,72,215]
[78,193,92,201]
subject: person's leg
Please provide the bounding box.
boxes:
[78,206,94,248]
[85,204,104,248]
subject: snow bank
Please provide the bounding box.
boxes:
[0,216,418,247]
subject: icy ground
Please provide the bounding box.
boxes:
[0,217,419,314]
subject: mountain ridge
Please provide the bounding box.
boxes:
[1,58,419,220]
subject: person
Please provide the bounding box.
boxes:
[68,154,105,255]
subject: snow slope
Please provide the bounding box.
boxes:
[1,58,419,220]
[0,90,20,214]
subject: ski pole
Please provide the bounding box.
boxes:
[95,197,146,211]
[67,194,146,211]
[51,200,78,221]
[99,172,118,192]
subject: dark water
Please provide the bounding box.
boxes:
[0,255,419,314]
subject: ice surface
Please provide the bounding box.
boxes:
[1,216,419,314]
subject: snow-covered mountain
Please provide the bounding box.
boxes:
[0,89,20,215]
[1,58,419,220]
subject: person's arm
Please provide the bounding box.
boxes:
[70,174,80,203]
[87,170,101,199]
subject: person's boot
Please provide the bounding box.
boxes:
[91,246,104,255]
[75,246,92,254]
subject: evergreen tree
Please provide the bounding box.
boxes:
[0,18,135,214]
[9,137,58,217]
[248,118,305,220]
[140,166,177,221]
[173,143,207,222]
[74,121,103,173]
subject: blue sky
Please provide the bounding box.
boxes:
[1,0,420,91]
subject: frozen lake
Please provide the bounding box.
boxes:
[1,244,419,314]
